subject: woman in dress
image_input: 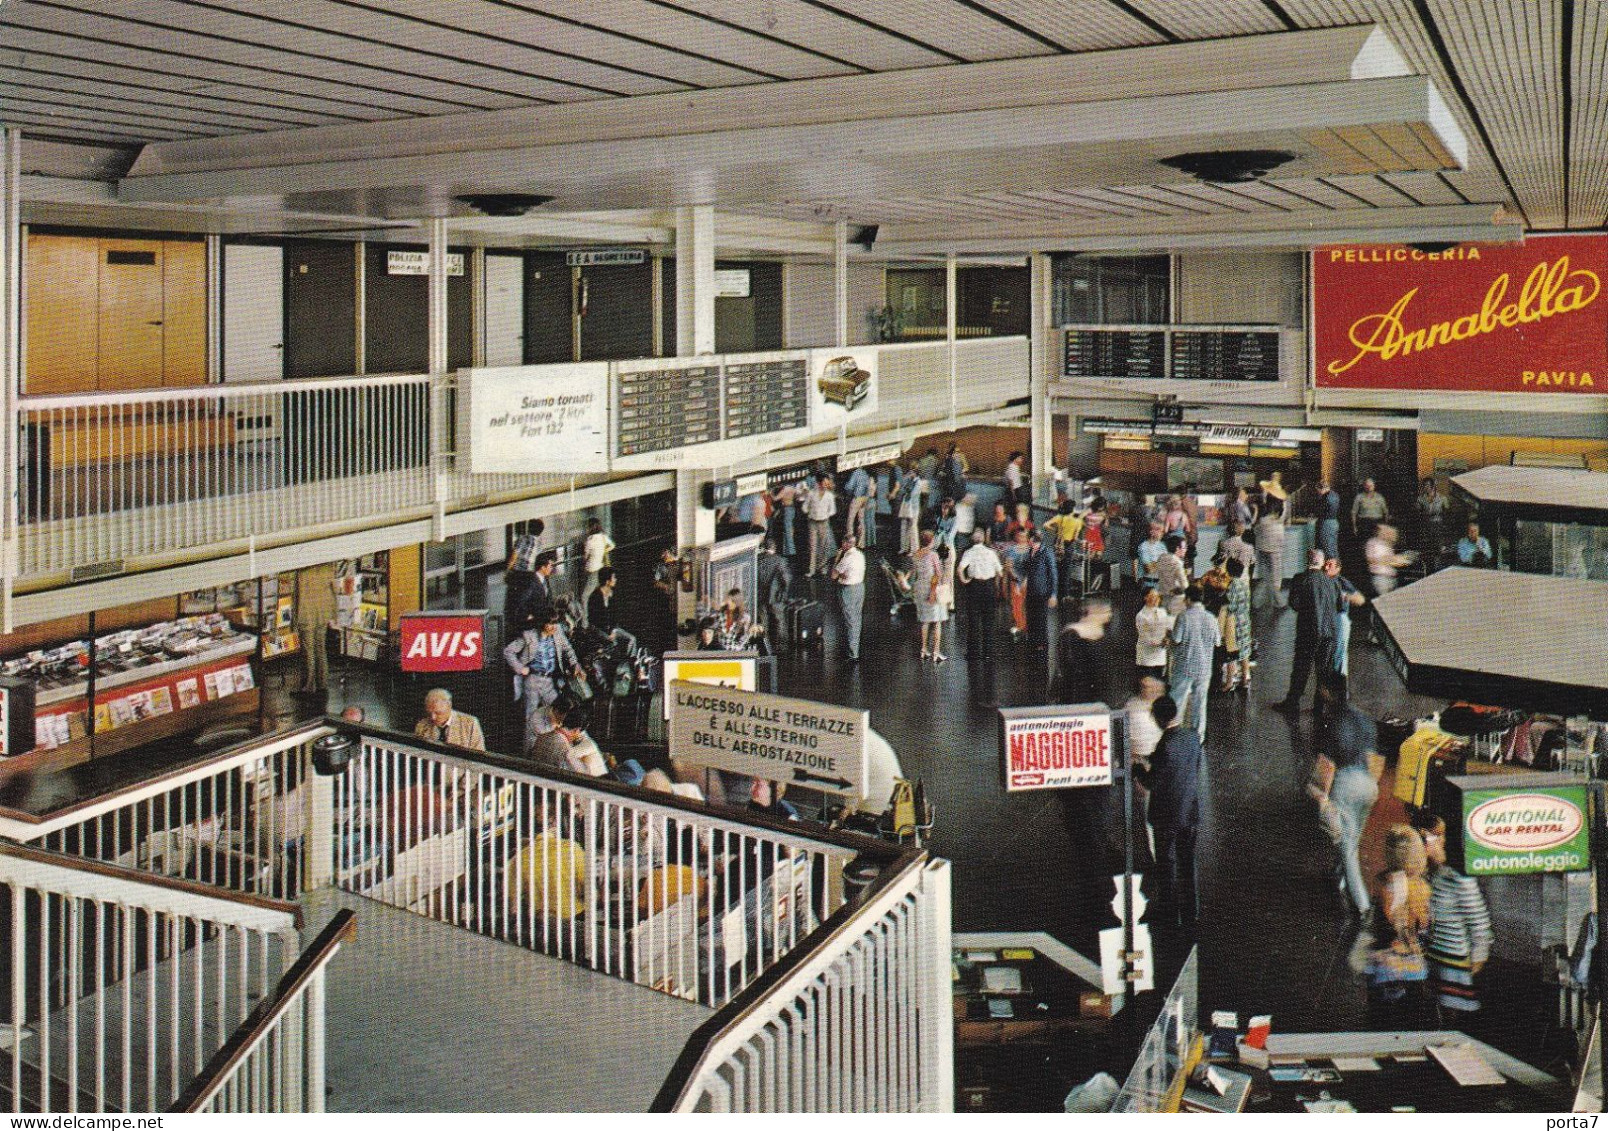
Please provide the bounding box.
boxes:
[1134,586,1174,685]
[911,529,947,662]
[1221,557,1253,690]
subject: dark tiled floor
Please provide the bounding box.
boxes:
[235,532,1568,1096]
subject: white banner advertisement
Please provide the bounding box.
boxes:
[459,363,610,474]
[667,680,869,799]
[808,347,879,429]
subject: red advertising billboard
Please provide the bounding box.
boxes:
[1313,235,1608,393]
[399,611,486,672]
[1000,706,1115,792]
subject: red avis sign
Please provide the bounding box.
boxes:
[399,612,486,672]
[1001,708,1114,792]
[1313,235,1608,393]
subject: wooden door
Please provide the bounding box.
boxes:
[24,234,98,394]
[162,239,207,386]
[97,239,166,390]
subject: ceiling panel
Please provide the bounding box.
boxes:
[643,0,950,71]
[1125,0,1287,38]
[968,1,1165,50]
[1569,0,1608,225]
[800,0,1057,62]
[1266,176,1381,210]
[0,10,512,118]
[1,67,348,130]
[50,0,632,103]
[0,82,291,136]
[1376,170,1465,206]
[368,0,842,87]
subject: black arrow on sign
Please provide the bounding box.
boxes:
[792,768,853,790]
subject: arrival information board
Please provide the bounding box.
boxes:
[1063,329,1168,379]
[615,364,719,456]
[724,359,810,439]
[666,681,869,800]
[1171,330,1281,381]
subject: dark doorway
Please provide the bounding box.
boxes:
[523,251,573,364]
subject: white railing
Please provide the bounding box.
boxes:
[329,733,864,1008]
[15,375,580,581]
[172,908,353,1114]
[1111,945,1200,1113]
[0,841,299,1114]
[1,727,331,904]
[13,338,1029,587]
[656,855,952,1113]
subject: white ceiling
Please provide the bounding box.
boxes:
[1,0,1592,251]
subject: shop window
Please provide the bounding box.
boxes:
[1051,254,1170,325]
[883,265,1030,341]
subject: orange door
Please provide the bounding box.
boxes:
[97,239,166,390]
[162,239,207,386]
[24,234,99,394]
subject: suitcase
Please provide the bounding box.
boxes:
[787,599,825,649]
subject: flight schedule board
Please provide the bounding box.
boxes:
[725,359,810,439]
[615,364,720,456]
[1171,330,1282,382]
[1063,329,1168,379]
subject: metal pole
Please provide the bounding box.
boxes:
[87,609,97,759]
[1592,780,1608,1090]
[1117,711,1137,1004]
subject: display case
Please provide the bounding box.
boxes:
[336,552,391,662]
[2,613,260,770]
[182,573,300,658]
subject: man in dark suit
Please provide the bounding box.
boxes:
[1276,549,1343,713]
[1136,695,1203,930]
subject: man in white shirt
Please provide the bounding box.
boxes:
[958,528,1004,702]
[805,475,838,577]
[580,518,615,623]
[831,533,867,662]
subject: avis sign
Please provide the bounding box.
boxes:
[1000,705,1115,791]
[399,611,486,673]
[1461,783,1589,875]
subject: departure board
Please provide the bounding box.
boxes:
[615,364,720,456]
[724,359,810,439]
[1171,330,1282,382]
[1063,329,1168,379]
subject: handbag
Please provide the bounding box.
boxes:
[1366,945,1427,985]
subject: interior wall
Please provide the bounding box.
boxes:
[1175,251,1303,326]
[1418,433,1608,478]
[783,263,883,348]
[906,424,1030,477]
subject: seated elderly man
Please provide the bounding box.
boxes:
[413,687,485,750]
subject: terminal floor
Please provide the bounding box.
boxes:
[257,555,1569,1097]
[304,887,709,1113]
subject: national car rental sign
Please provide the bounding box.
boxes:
[1313,235,1608,393]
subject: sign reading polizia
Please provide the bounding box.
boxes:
[1000,705,1115,792]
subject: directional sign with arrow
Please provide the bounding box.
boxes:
[666,680,870,800]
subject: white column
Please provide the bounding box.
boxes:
[946,253,958,431]
[426,217,449,374]
[426,219,450,539]
[1029,252,1054,503]
[833,220,849,348]
[674,206,717,624]
[0,129,19,632]
[205,234,222,383]
[675,205,715,356]
[470,245,486,367]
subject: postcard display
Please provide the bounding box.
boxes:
[181,574,300,659]
[336,553,391,662]
[13,614,259,758]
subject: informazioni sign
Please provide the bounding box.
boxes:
[1313,235,1608,393]
[999,705,1116,792]
[1461,784,1590,875]
[666,681,869,800]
